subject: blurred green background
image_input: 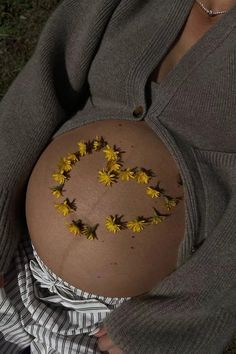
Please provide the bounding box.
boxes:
[0,1,236,352]
[0,0,61,100]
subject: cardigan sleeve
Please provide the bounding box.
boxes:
[0,0,121,273]
[103,203,236,353]
[103,156,236,353]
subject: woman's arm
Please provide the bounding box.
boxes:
[0,0,121,274]
[103,189,236,353]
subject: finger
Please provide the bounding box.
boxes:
[109,348,124,354]
[94,326,108,337]
[97,334,115,352]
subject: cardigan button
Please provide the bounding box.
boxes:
[133,105,144,118]
[190,239,206,254]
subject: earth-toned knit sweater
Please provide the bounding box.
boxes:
[0,0,236,352]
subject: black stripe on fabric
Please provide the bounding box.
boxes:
[21,347,31,354]
[1,228,129,353]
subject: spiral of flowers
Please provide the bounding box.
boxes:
[50,136,182,240]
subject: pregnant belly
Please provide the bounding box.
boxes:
[25,119,185,298]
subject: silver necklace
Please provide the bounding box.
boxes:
[196,0,228,16]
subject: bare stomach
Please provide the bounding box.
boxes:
[25,119,185,298]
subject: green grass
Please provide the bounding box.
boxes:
[0,0,61,100]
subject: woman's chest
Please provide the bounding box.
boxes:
[148,8,236,151]
[87,2,236,151]
[150,4,223,84]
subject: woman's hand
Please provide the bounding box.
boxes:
[94,325,124,354]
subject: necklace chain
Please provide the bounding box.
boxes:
[196,0,228,16]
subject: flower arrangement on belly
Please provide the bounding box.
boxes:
[50,136,183,240]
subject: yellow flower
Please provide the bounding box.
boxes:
[50,185,65,198]
[118,168,135,181]
[54,198,77,216]
[77,141,87,156]
[103,144,120,161]
[107,161,122,172]
[52,172,69,185]
[105,215,124,233]
[66,219,84,236]
[57,157,73,173]
[126,218,147,232]
[146,186,161,198]
[98,169,117,186]
[93,136,106,151]
[150,208,167,224]
[82,224,98,240]
[134,170,151,184]
[66,153,79,163]
[52,189,62,198]
[163,196,179,211]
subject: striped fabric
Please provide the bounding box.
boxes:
[0,232,131,353]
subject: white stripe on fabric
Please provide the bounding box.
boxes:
[0,231,131,353]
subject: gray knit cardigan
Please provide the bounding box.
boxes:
[0,0,236,352]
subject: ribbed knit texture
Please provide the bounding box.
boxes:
[0,0,121,273]
[0,0,236,352]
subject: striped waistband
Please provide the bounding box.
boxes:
[30,242,131,308]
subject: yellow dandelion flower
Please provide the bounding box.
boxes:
[151,215,166,224]
[150,213,166,225]
[107,161,122,172]
[103,144,120,161]
[52,189,62,198]
[66,219,84,236]
[54,201,71,216]
[50,185,65,198]
[105,215,123,233]
[66,153,79,163]
[126,218,147,232]
[163,196,179,211]
[57,157,73,173]
[146,186,161,198]
[77,141,87,156]
[54,198,77,216]
[150,208,170,224]
[134,170,151,184]
[82,224,98,240]
[118,168,135,181]
[98,169,117,186]
[93,136,106,151]
[52,172,69,185]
